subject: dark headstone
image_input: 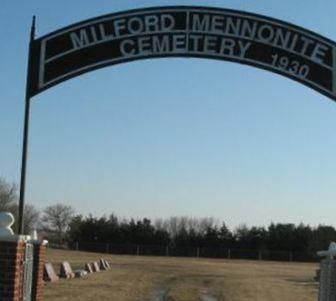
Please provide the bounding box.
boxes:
[99,258,108,270]
[104,259,111,269]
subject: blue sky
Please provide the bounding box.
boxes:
[1,0,336,229]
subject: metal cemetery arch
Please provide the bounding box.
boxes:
[19,6,336,233]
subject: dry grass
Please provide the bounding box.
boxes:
[45,248,319,301]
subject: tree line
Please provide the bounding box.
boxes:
[68,214,336,252]
[1,177,335,252]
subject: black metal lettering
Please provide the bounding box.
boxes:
[27,7,335,101]
[70,29,91,49]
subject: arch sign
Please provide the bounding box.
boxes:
[28,6,336,100]
[18,6,336,234]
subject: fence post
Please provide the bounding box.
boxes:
[258,250,262,260]
[136,245,140,256]
[166,245,169,256]
[228,248,231,259]
[196,247,200,258]
[75,241,79,251]
[105,243,109,253]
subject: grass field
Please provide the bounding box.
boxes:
[45,248,319,301]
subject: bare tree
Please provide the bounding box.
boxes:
[0,177,17,211]
[198,217,219,234]
[42,203,75,244]
[24,204,40,232]
[158,216,220,237]
[11,204,40,234]
[0,178,40,234]
[154,218,164,230]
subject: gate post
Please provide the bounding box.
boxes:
[317,242,336,301]
[0,212,29,301]
[0,239,26,301]
[0,212,47,301]
[31,241,47,301]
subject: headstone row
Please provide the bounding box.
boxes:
[44,258,111,282]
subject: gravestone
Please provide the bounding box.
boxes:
[99,258,109,270]
[44,263,59,282]
[92,261,100,272]
[85,262,93,273]
[104,259,111,269]
[60,261,75,279]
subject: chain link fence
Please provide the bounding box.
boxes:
[67,241,318,262]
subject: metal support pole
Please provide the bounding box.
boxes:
[18,16,35,234]
[18,97,31,234]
